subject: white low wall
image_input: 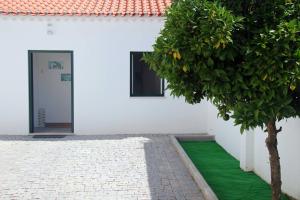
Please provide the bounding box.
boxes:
[254,119,300,199]
[207,102,300,199]
[207,103,241,159]
[0,15,207,135]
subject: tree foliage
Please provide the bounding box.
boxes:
[144,0,300,133]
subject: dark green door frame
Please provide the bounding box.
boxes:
[28,50,74,133]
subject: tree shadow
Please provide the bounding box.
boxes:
[143,136,203,200]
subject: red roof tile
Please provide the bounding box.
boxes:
[0,0,172,17]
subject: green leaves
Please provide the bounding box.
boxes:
[144,0,300,132]
[207,57,214,66]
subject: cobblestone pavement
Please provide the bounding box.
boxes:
[0,135,204,200]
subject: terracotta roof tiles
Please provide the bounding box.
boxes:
[0,0,171,17]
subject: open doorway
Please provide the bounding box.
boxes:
[28,51,74,133]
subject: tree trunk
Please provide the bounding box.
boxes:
[266,120,282,200]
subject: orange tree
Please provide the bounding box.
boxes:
[144,0,300,199]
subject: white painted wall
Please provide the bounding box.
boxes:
[207,102,300,199]
[253,119,300,199]
[207,102,241,159]
[33,52,71,126]
[0,15,207,135]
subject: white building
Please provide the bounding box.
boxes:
[0,0,207,135]
[0,0,299,199]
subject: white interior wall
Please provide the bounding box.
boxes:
[0,15,207,134]
[33,52,71,126]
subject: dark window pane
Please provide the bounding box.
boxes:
[131,52,163,96]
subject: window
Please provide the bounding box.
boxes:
[130,52,164,97]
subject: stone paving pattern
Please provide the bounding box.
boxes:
[0,135,204,200]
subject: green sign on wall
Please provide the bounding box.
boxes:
[61,73,71,81]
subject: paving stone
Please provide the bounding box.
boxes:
[0,135,204,200]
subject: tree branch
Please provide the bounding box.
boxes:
[276,126,282,134]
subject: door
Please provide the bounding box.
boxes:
[29,51,74,133]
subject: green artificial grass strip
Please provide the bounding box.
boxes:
[180,141,288,200]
